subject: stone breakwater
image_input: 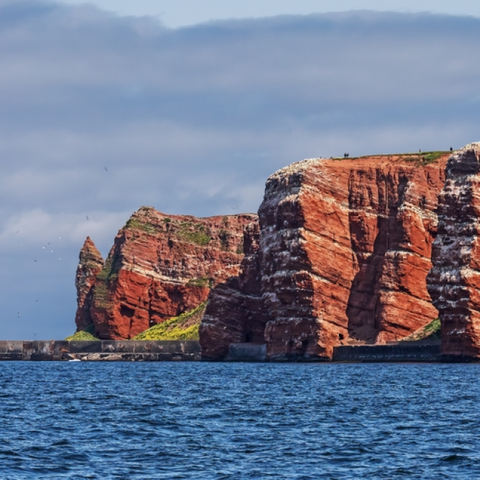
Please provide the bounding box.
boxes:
[0,340,444,363]
[0,340,201,361]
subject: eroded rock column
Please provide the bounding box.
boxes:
[75,237,104,332]
[428,143,480,358]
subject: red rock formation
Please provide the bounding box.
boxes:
[199,222,266,359]
[201,153,449,360]
[74,237,104,331]
[263,156,447,359]
[76,150,464,360]
[76,207,257,339]
[427,143,480,358]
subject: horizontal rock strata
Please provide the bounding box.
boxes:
[201,153,449,360]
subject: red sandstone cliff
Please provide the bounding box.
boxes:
[75,236,104,331]
[75,207,257,339]
[428,143,480,358]
[76,150,472,361]
[201,153,449,360]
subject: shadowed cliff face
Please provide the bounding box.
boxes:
[74,207,257,339]
[201,153,449,360]
[428,143,480,358]
[199,222,266,359]
[75,236,104,332]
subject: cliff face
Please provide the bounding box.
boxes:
[427,143,480,358]
[75,207,257,339]
[75,237,104,332]
[201,153,449,360]
[199,222,266,359]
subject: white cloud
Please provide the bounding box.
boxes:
[55,0,480,27]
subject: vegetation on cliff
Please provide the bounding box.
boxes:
[177,221,212,246]
[403,151,449,166]
[401,318,441,342]
[133,302,207,340]
[92,257,117,309]
[66,325,100,341]
[333,150,449,165]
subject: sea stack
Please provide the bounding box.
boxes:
[75,236,104,332]
[428,142,480,358]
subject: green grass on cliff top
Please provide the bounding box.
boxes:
[66,324,100,341]
[133,302,207,341]
[333,150,450,165]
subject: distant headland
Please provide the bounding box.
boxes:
[66,143,480,362]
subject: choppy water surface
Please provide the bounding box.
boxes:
[1,362,480,479]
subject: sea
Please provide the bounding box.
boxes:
[0,362,479,479]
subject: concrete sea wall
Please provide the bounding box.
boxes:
[332,343,441,362]
[0,340,444,362]
[226,343,266,362]
[0,340,201,361]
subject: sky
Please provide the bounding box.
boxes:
[0,0,479,339]
[57,0,480,27]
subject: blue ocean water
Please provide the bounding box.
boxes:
[0,362,479,479]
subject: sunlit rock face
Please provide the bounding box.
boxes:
[78,147,480,360]
[75,207,257,339]
[428,143,480,358]
[202,152,449,360]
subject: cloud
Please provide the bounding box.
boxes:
[1,2,480,337]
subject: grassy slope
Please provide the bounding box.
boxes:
[65,324,100,341]
[133,302,207,341]
[401,318,441,342]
